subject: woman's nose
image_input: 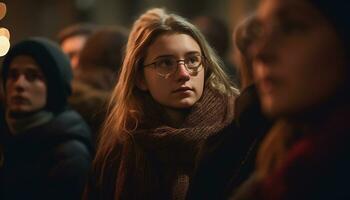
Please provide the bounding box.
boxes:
[175,62,190,81]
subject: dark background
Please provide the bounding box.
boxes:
[1,0,258,43]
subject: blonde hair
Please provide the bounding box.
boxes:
[93,8,238,186]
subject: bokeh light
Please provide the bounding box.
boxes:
[0,2,6,20]
[0,35,10,57]
[0,27,10,39]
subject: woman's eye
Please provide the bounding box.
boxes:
[187,55,201,66]
[157,58,175,67]
[189,57,197,63]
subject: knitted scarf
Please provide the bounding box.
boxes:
[118,86,235,200]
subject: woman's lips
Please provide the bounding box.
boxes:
[173,86,192,93]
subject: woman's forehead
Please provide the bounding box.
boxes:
[145,33,201,59]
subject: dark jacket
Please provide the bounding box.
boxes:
[186,85,271,200]
[0,109,92,200]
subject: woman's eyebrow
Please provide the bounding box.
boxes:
[185,51,201,56]
[153,51,201,60]
[153,54,174,60]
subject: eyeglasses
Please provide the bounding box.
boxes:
[143,54,204,79]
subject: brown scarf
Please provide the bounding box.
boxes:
[127,86,235,199]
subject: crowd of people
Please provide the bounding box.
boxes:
[0,0,349,199]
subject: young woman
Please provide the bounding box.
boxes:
[233,0,350,199]
[84,8,238,200]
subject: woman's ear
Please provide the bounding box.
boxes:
[135,71,148,91]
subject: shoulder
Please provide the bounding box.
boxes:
[41,110,93,151]
[53,109,90,128]
[50,110,91,137]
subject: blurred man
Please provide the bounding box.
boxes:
[0,38,92,200]
[57,23,96,70]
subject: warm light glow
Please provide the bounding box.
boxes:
[0,27,9,39]
[0,35,10,57]
[0,3,6,20]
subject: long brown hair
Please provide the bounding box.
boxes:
[93,7,238,193]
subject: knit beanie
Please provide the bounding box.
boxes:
[2,37,73,114]
[309,0,350,55]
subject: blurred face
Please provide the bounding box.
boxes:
[139,33,205,113]
[61,35,87,70]
[252,0,347,118]
[5,55,47,114]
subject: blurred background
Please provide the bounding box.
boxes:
[0,0,260,107]
[1,0,258,44]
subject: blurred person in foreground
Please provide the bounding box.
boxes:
[232,0,350,199]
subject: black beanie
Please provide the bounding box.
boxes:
[309,0,350,54]
[2,37,73,114]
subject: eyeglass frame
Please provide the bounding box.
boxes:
[143,54,205,79]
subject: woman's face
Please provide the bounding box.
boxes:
[5,55,47,114]
[138,33,205,110]
[253,0,347,118]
